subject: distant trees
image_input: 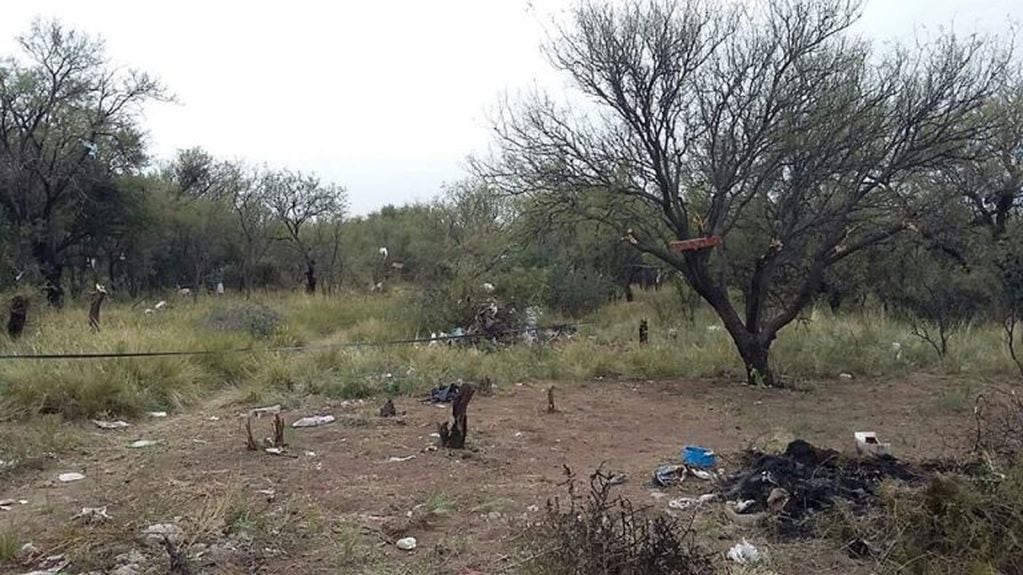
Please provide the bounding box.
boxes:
[478,0,1010,386]
[262,169,347,293]
[0,20,166,306]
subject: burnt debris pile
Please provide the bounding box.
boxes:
[721,439,922,536]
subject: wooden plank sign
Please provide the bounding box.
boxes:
[669,235,722,252]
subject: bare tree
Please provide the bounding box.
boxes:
[477,0,1007,386]
[262,169,346,293]
[230,167,272,296]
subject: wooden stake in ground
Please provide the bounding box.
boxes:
[547,385,557,413]
[88,284,107,332]
[7,295,27,339]
[639,318,649,345]
[439,384,475,449]
[245,416,258,451]
[272,413,286,448]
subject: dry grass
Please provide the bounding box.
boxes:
[0,287,1017,423]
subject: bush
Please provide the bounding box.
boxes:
[521,467,713,575]
[200,303,282,338]
[545,264,614,317]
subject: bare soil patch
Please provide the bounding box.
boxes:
[0,374,982,574]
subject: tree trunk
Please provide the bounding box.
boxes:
[7,296,28,339]
[733,332,776,387]
[304,259,317,294]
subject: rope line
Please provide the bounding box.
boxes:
[0,323,582,360]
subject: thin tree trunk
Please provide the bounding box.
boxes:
[7,296,28,339]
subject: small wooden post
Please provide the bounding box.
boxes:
[88,285,107,332]
[7,296,28,339]
[639,319,649,345]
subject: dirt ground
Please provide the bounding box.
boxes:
[0,374,984,574]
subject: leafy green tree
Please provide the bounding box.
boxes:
[0,20,166,306]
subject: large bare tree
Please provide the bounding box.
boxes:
[478,0,1008,386]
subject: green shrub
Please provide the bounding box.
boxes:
[545,264,614,317]
[199,303,282,338]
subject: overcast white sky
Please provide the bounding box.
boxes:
[0,1,1019,214]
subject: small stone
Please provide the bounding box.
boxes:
[58,472,85,483]
[130,439,158,448]
[146,411,167,418]
[839,372,853,380]
[395,537,417,551]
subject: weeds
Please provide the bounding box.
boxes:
[0,288,1019,421]
[0,525,20,562]
[521,466,713,575]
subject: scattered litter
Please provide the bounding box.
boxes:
[690,469,716,481]
[429,433,441,438]
[668,498,700,510]
[18,500,27,505]
[667,494,717,511]
[143,523,184,544]
[19,542,38,556]
[92,419,130,430]
[767,487,790,513]
[396,537,417,551]
[292,415,335,428]
[58,472,85,483]
[207,415,220,421]
[388,455,416,463]
[22,553,68,575]
[854,431,891,457]
[264,447,297,458]
[839,372,853,380]
[0,498,14,507]
[72,506,112,524]
[732,499,756,513]
[513,431,523,438]
[304,451,317,457]
[727,539,762,564]
[607,472,628,486]
[250,404,282,417]
[130,439,158,449]
[427,383,461,403]
[527,504,539,512]
[146,411,167,418]
[682,445,716,469]
[653,464,686,487]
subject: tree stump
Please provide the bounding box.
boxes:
[639,319,649,344]
[7,296,28,340]
[439,384,475,449]
[88,285,107,332]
